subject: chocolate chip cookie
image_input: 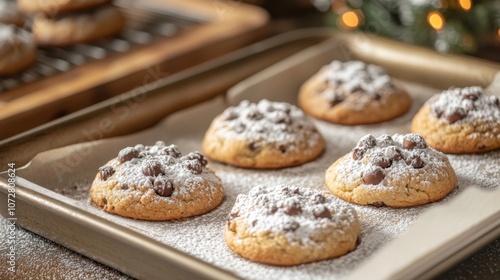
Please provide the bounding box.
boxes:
[225,185,360,266]
[298,60,412,125]
[325,133,457,207]
[32,4,125,46]
[90,142,224,220]
[202,99,325,169]
[0,25,37,76]
[411,86,500,154]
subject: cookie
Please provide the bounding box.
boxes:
[0,25,36,76]
[202,99,325,169]
[411,86,500,154]
[32,4,125,46]
[89,142,224,221]
[298,60,412,125]
[18,0,110,15]
[325,133,457,207]
[225,185,360,266]
[0,1,25,27]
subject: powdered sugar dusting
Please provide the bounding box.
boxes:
[93,141,221,203]
[211,99,321,153]
[229,185,358,246]
[430,86,500,129]
[322,60,398,103]
[336,133,450,190]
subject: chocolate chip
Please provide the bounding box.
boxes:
[357,135,377,148]
[352,147,366,160]
[234,123,246,133]
[223,110,239,121]
[252,220,258,227]
[443,108,467,124]
[269,205,278,215]
[248,142,258,151]
[183,160,202,174]
[162,145,182,158]
[463,94,478,101]
[405,154,425,169]
[185,151,208,166]
[227,211,239,226]
[403,134,427,150]
[153,177,174,197]
[142,161,163,177]
[363,167,385,185]
[371,201,385,207]
[371,157,392,168]
[313,207,332,219]
[99,166,115,181]
[278,144,287,154]
[284,202,302,216]
[373,93,381,100]
[270,111,291,125]
[432,108,443,118]
[118,147,140,163]
[122,184,129,190]
[489,96,500,107]
[328,95,343,107]
[246,109,264,120]
[283,221,300,232]
[386,146,403,161]
[312,194,326,204]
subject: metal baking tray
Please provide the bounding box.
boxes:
[1,29,499,279]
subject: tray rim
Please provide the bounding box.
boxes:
[1,29,500,279]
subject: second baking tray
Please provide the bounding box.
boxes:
[1,30,500,279]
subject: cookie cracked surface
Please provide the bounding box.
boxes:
[325,133,457,207]
[90,142,224,220]
[411,86,500,154]
[225,185,360,266]
[298,60,411,125]
[202,99,325,169]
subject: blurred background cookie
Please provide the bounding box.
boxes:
[32,4,125,46]
[0,24,36,76]
[0,0,25,27]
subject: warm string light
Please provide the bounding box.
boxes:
[427,11,445,30]
[338,10,364,30]
[342,11,359,28]
[458,0,472,11]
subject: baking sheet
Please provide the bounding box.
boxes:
[15,40,500,279]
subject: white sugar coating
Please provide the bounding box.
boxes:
[336,133,450,189]
[430,86,500,125]
[98,141,221,202]
[324,60,397,98]
[230,185,358,246]
[212,99,321,153]
[0,24,33,46]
